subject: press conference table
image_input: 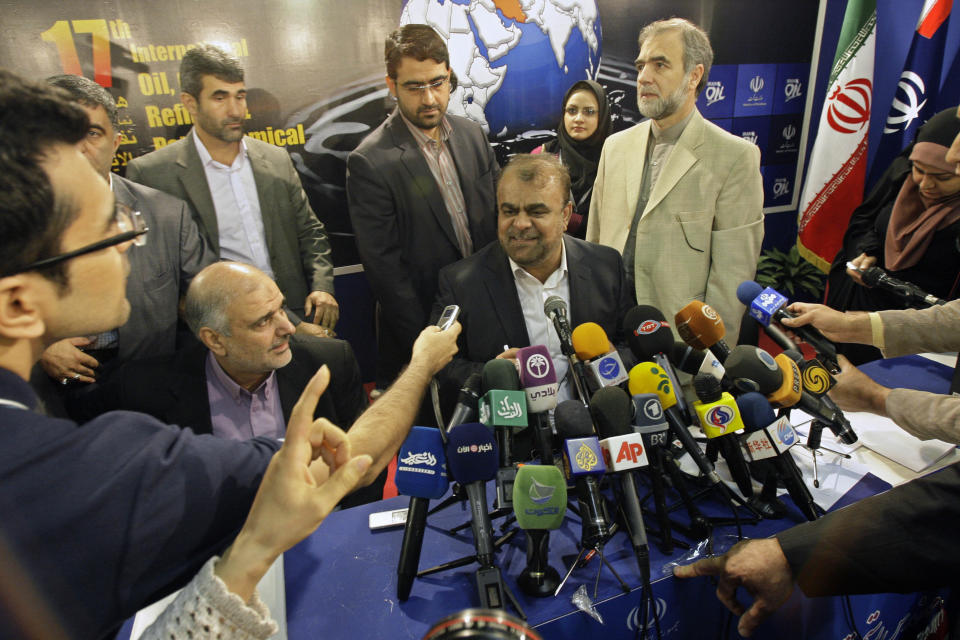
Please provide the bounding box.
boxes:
[121,353,958,639]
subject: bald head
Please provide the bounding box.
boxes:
[184,262,273,336]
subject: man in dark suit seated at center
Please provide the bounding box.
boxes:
[433,153,635,411]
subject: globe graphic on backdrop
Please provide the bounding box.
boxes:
[400,0,602,138]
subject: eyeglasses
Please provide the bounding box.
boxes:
[400,77,450,96]
[4,203,148,277]
[565,106,598,117]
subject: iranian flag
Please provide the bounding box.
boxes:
[797,0,877,272]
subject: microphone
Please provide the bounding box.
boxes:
[512,464,567,597]
[724,345,858,445]
[627,361,724,486]
[737,392,820,521]
[623,306,693,423]
[516,345,558,465]
[544,296,591,402]
[861,266,947,307]
[444,373,483,436]
[395,426,449,600]
[691,373,753,498]
[630,392,678,550]
[674,301,731,362]
[446,422,500,567]
[591,386,651,580]
[572,322,629,390]
[554,400,610,549]
[738,280,839,370]
[479,360,527,506]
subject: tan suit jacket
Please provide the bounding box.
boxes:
[586,109,764,339]
[877,300,960,442]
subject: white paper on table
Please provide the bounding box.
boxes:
[843,411,956,473]
[788,445,874,510]
[791,410,863,456]
[130,554,287,639]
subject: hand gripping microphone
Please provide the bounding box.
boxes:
[674,300,731,362]
[512,464,567,597]
[516,345,558,465]
[734,281,799,353]
[736,392,820,521]
[571,322,629,390]
[446,423,500,568]
[738,280,839,370]
[543,295,591,402]
[861,266,947,307]
[691,373,753,498]
[724,345,858,444]
[554,400,610,549]
[623,305,693,423]
[782,349,858,445]
[591,386,651,581]
[396,426,450,600]
[479,359,527,506]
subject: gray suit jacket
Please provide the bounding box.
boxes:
[126,131,333,318]
[114,175,216,361]
[346,111,499,383]
[586,109,764,340]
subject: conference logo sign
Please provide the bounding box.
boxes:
[773,177,790,199]
[525,352,551,379]
[627,598,670,633]
[750,75,764,94]
[705,80,726,106]
[574,443,599,472]
[782,124,796,141]
[742,130,759,145]
[883,70,927,134]
[826,78,872,134]
[784,78,803,103]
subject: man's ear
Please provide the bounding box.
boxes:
[688,63,704,93]
[0,276,48,341]
[198,327,226,356]
[181,92,198,117]
[561,201,573,230]
[385,75,397,99]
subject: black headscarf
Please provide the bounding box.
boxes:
[544,79,612,202]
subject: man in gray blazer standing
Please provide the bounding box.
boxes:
[127,45,338,336]
[347,24,499,389]
[587,18,764,340]
[37,75,215,393]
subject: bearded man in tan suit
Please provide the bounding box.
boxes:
[587,18,763,339]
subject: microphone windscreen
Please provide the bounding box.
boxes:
[692,372,722,402]
[571,322,610,360]
[632,393,667,428]
[554,400,595,439]
[724,345,782,395]
[627,362,677,409]
[674,301,726,350]
[736,280,764,306]
[735,392,777,432]
[543,295,567,318]
[445,422,499,483]
[623,305,674,359]
[481,358,520,393]
[516,345,559,412]
[513,464,567,530]
[590,387,633,438]
[670,341,704,375]
[395,426,449,499]
[459,373,483,401]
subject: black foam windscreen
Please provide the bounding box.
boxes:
[724,345,782,395]
[554,400,595,439]
[445,422,499,483]
[589,387,633,439]
[670,341,705,375]
[481,358,520,393]
[623,305,673,359]
[692,372,722,402]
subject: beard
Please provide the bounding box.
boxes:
[637,75,691,121]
